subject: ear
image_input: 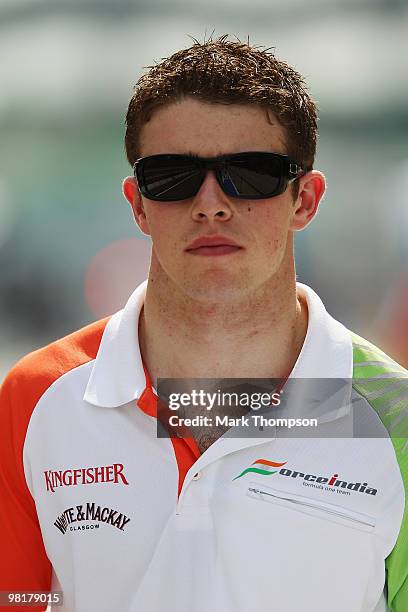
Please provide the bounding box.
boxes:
[122,176,151,236]
[289,170,326,232]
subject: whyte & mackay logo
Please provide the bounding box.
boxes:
[233,458,378,495]
[54,502,131,534]
[44,463,129,493]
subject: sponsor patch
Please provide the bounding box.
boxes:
[54,503,131,534]
[44,463,129,493]
[234,459,378,496]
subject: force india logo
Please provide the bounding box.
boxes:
[54,502,131,534]
[233,459,378,495]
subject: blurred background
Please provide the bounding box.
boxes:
[1,0,408,380]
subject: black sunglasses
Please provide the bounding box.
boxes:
[133,151,305,202]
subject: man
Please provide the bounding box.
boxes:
[0,35,407,612]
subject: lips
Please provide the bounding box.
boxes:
[185,235,242,253]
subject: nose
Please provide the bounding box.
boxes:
[190,170,233,222]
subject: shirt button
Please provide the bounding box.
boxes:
[192,472,201,480]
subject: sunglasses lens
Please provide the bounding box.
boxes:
[140,156,203,201]
[136,153,289,201]
[221,154,283,198]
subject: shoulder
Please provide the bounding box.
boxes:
[351,332,408,378]
[350,331,408,440]
[0,316,111,413]
[0,317,112,544]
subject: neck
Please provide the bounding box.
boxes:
[139,253,308,388]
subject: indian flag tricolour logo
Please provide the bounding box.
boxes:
[233,459,287,481]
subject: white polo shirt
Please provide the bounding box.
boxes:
[1,280,407,612]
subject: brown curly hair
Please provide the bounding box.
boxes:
[124,34,318,174]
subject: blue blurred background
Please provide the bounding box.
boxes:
[1,0,408,379]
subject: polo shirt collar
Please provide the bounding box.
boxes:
[291,283,352,380]
[84,280,148,407]
[84,280,353,409]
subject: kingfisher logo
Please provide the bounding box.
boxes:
[44,463,129,493]
[234,459,378,496]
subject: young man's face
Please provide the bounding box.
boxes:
[123,97,323,302]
